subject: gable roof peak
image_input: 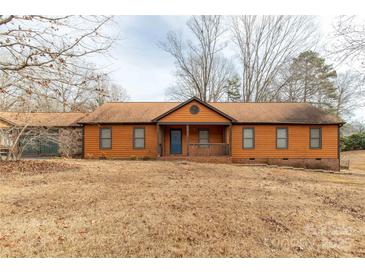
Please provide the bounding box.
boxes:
[152,96,237,122]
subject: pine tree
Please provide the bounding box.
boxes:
[286,51,337,112]
[225,75,242,102]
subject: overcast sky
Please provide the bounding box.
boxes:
[96,16,365,121]
[101,16,188,102]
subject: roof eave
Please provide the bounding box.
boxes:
[78,121,156,125]
[232,121,344,125]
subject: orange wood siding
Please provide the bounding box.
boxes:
[84,123,339,159]
[231,124,339,159]
[84,124,157,159]
[159,101,229,123]
[162,125,225,156]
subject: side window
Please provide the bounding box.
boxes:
[100,128,112,149]
[243,127,254,149]
[134,128,145,149]
[310,128,322,149]
[198,129,209,148]
[276,128,288,149]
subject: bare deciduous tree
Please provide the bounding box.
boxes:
[2,64,130,113]
[231,15,318,102]
[0,15,123,160]
[0,15,115,111]
[0,117,56,160]
[160,16,237,102]
[36,67,129,112]
[87,73,129,110]
[0,112,86,160]
[332,16,365,66]
[335,71,365,118]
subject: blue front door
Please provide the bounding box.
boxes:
[170,129,182,154]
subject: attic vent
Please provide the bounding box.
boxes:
[190,105,200,115]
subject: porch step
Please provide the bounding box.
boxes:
[158,156,232,164]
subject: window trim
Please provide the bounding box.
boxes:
[99,127,112,150]
[242,127,255,149]
[133,127,145,149]
[276,127,288,149]
[198,128,209,148]
[309,127,322,149]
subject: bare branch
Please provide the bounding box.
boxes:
[230,15,318,102]
[160,16,236,102]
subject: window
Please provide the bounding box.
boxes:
[310,127,322,149]
[199,129,209,148]
[243,127,254,149]
[134,127,145,149]
[190,105,200,114]
[276,128,288,149]
[100,128,112,149]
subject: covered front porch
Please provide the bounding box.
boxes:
[156,123,232,158]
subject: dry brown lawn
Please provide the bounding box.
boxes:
[342,150,365,173]
[0,153,365,257]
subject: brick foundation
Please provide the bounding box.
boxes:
[232,158,340,171]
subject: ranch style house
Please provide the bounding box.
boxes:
[0,97,344,170]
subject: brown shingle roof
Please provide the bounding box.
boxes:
[211,102,342,124]
[0,112,87,127]
[78,100,342,125]
[79,102,179,123]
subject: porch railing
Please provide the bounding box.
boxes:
[189,143,229,157]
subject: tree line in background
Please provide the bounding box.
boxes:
[0,15,128,113]
[341,132,365,151]
[161,15,365,128]
[0,15,364,134]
